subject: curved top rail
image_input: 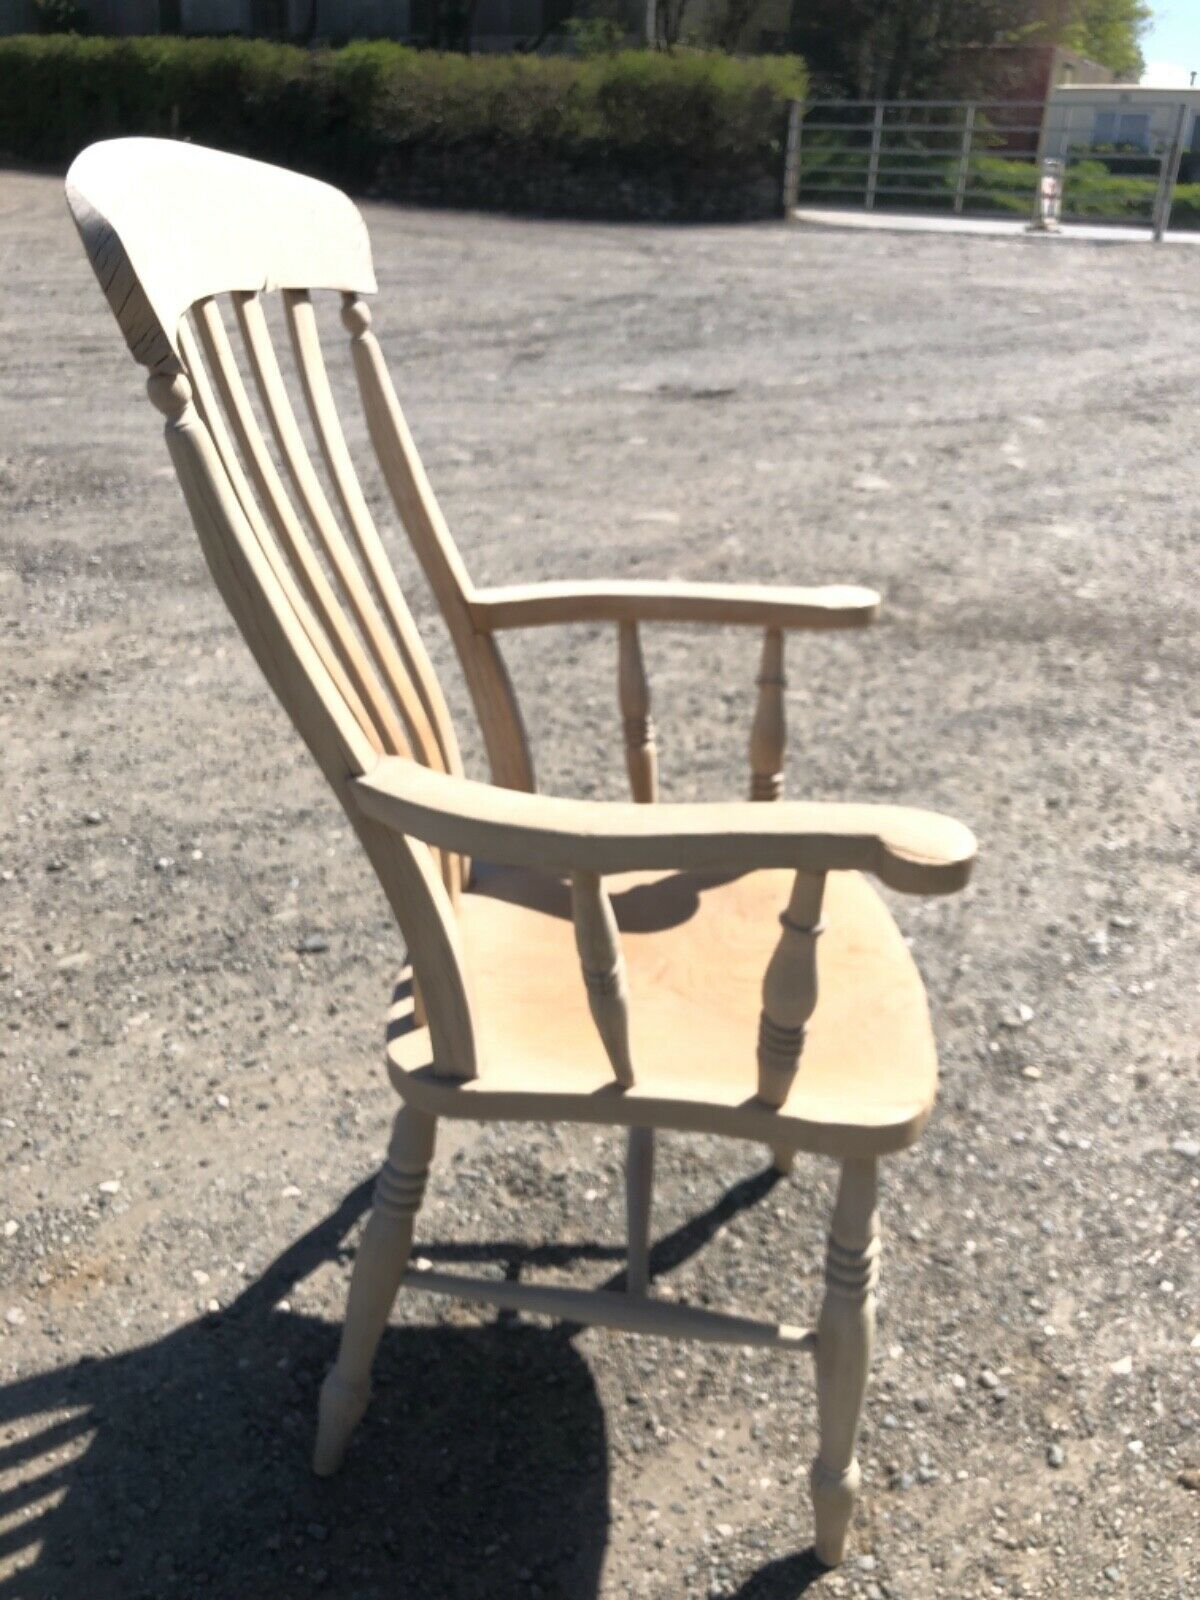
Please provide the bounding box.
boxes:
[66,138,376,374]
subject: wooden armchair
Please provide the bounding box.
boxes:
[68,138,976,1570]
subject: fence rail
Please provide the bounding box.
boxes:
[788,97,1199,237]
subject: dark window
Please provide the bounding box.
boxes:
[1093,109,1150,150]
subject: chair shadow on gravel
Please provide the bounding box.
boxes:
[718,1549,828,1599]
[0,1164,825,1600]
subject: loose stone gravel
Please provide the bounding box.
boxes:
[2,169,1198,1598]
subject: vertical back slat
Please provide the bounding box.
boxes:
[235,293,444,769]
[234,290,463,895]
[153,368,379,781]
[192,297,410,760]
[152,365,477,1079]
[177,318,383,757]
[345,303,536,795]
[283,290,462,787]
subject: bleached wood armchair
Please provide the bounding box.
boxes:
[68,138,976,1569]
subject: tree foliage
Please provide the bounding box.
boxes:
[789,0,1150,99]
[1060,0,1152,79]
[33,0,88,32]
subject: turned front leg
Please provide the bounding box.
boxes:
[313,1103,436,1475]
[811,1157,879,1566]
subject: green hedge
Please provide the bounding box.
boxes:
[0,36,807,220]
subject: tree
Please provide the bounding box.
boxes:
[1060,0,1151,79]
[33,0,88,31]
[788,2,1002,99]
[651,0,692,47]
[787,1,1149,99]
[709,0,774,53]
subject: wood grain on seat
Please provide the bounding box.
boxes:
[388,867,935,1159]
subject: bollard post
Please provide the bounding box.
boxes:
[1153,101,1189,242]
[781,99,803,217]
[953,104,976,215]
[1027,155,1063,233]
[865,102,884,210]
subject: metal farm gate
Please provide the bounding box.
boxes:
[785,97,1197,239]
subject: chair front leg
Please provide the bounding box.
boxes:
[810,1156,879,1566]
[313,1102,436,1476]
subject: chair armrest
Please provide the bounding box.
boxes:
[467,579,880,632]
[353,759,975,896]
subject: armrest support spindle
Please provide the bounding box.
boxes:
[757,870,825,1106]
[571,870,636,1088]
[618,620,658,804]
[750,627,786,802]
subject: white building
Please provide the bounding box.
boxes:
[1042,82,1200,161]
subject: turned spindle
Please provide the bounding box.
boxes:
[618,620,658,803]
[749,626,785,802]
[811,1157,879,1566]
[340,293,372,340]
[571,869,635,1088]
[146,368,193,424]
[756,870,825,1107]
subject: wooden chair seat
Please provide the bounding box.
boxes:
[389,866,935,1158]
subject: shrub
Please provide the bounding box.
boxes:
[0,35,807,221]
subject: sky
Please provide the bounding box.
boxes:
[1141,6,1200,85]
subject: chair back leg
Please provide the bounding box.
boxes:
[314,1104,436,1475]
[624,1126,655,1296]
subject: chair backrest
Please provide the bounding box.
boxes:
[67,136,510,1078]
[67,138,534,788]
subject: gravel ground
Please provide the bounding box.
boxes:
[2,167,1198,1600]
